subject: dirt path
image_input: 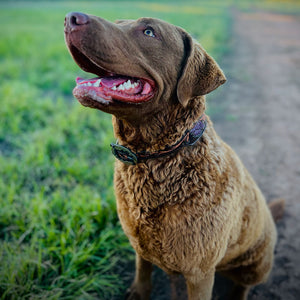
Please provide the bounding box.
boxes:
[211,9,300,300]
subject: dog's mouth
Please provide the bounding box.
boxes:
[69,45,155,105]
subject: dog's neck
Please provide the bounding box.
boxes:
[112,96,206,154]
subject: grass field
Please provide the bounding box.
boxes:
[5,0,300,298]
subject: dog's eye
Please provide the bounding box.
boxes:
[143,28,155,38]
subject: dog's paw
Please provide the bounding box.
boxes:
[125,284,151,300]
[125,288,141,300]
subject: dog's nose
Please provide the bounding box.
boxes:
[65,12,89,31]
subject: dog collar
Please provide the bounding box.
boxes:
[110,114,207,165]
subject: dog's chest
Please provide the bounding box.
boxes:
[114,160,225,272]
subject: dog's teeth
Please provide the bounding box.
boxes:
[124,80,137,90]
[124,81,129,89]
[117,84,125,91]
[113,80,139,92]
[94,79,101,87]
[87,82,92,87]
[125,80,132,89]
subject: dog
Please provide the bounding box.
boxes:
[64,12,284,300]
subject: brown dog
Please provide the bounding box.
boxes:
[64,12,284,300]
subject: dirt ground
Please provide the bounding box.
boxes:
[118,9,300,300]
[210,9,300,300]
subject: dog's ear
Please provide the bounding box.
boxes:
[177,31,226,107]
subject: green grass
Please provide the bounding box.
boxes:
[0,1,234,299]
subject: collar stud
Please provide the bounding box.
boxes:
[110,143,138,165]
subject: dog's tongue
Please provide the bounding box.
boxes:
[76,76,127,88]
[101,77,127,88]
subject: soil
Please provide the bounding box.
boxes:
[210,9,300,300]
[117,9,300,300]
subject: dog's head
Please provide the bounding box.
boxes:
[64,12,226,122]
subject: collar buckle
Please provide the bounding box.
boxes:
[110,143,138,165]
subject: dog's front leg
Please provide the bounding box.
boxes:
[184,270,215,300]
[126,253,152,300]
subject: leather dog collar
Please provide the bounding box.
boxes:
[110,114,207,165]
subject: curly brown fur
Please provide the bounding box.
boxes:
[65,13,280,300]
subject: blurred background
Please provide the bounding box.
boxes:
[0,0,299,299]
